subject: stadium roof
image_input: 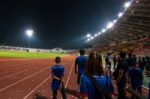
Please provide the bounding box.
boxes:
[87,0,150,48]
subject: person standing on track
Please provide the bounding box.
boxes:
[79,52,114,99]
[116,51,128,99]
[128,61,143,96]
[113,55,117,70]
[51,57,66,99]
[75,49,88,85]
[105,53,112,77]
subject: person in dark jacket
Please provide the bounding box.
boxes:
[116,51,128,99]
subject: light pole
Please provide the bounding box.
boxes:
[25,29,34,48]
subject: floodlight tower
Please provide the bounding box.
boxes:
[25,29,34,48]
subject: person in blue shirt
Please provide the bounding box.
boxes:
[128,61,143,95]
[79,52,114,99]
[75,49,88,85]
[51,57,66,99]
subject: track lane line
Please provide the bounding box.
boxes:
[23,63,70,99]
[60,62,74,99]
[65,63,74,88]
[0,69,28,80]
[0,66,49,92]
[23,76,51,99]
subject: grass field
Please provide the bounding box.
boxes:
[0,50,68,59]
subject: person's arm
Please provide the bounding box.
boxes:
[82,97,88,99]
[60,66,65,83]
[52,76,61,80]
[51,66,61,81]
[75,58,78,74]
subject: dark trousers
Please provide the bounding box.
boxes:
[53,88,67,99]
[117,77,126,99]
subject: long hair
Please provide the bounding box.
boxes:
[86,52,104,76]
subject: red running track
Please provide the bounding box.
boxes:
[0,56,148,99]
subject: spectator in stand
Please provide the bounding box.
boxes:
[51,57,66,99]
[79,52,114,99]
[113,55,117,70]
[128,61,143,96]
[75,49,88,85]
[116,51,128,99]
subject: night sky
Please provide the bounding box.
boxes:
[0,0,124,49]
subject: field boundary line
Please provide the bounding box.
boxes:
[0,67,49,92]
[0,70,28,80]
[23,76,51,99]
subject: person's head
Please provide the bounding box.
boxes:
[119,51,126,59]
[55,56,61,64]
[79,49,85,55]
[139,57,141,60]
[86,52,103,76]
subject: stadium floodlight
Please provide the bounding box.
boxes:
[26,29,34,37]
[98,32,101,35]
[91,36,94,40]
[107,22,114,29]
[87,34,91,38]
[87,38,90,41]
[94,33,98,37]
[113,19,117,23]
[124,1,131,8]
[118,12,123,18]
[102,28,106,33]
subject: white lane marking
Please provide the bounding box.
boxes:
[23,63,66,99]
[0,70,28,80]
[63,63,74,99]
[0,67,49,92]
[23,76,51,99]
[65,63,74,88]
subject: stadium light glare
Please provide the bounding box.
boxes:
[26,29,34,37]
[124,1,131,8]
[87,38,90,41]
[107,22,114,29]
[102,28,106,33]
[98,32,101,35]
[91,36,94,39]
[118,12,123,18]
[113,19,117,23]
[87,34,91,38]
[94,34,98,37]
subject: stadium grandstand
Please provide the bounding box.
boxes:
[86,0,150,56]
